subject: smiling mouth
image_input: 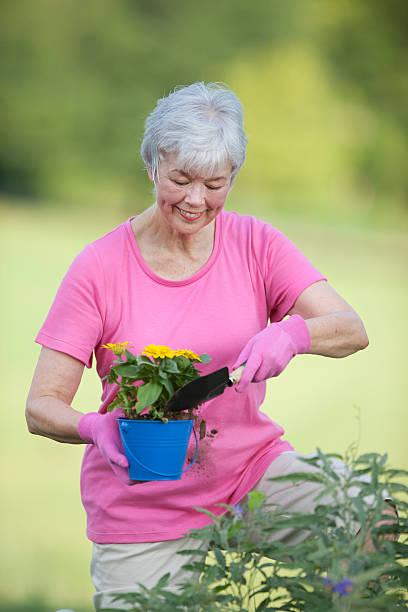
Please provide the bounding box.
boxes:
[175,207,204,220]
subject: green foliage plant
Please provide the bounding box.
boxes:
[105,445,408,611]
[102,342,211,422]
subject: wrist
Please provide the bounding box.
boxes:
[279,314,310,354]
[78,412,100,444]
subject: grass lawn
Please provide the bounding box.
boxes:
[1,200,407,611]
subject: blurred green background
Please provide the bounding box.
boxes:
[1,1,407,610]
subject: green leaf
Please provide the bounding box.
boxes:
[372,458,379,486]
[386,468,408,479]
[228,521,243,539]
[216,503,234,511]
[378,453,388,467]
[180,561,207,574]
[137,355,155,365]
[193,506,219,520]
[265,514,320,531]
[315,447,341,481]
[270,472,327,485]
[136,380,163,409]
[356,452,382,464]
[175,355,191,371]
[161,357,180,373]
[247,490,267,512]
[256,598,270,611]
[124,349,138,363]
[214,584,229,593]
[155,573,171,589]
[229,560,247,584]
[199,353,211,364]
[387,482,408,494]
[158,373,174,398]
[106,370,119,384]
[352,496,367,527]
[214,548,226,570]
[114,363,142,378]
[177,548,208,556]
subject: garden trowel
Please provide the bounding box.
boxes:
[165,365,245,412]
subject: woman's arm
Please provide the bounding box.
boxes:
[26,347,86,444]
[288,280,369,358]
[233,280,369,391]
[26,346,133,483]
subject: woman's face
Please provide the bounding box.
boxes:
[149,153,232,235]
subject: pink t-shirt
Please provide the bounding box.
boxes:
[36,211,325,543]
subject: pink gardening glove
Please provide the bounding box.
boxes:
[78,409,134,485]
[232,314,310,393]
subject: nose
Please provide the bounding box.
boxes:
[184,182,205,207]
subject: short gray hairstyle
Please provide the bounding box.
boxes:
[141,82,247,181]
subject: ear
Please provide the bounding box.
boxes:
[146,166,154,183]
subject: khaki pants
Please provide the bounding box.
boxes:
[90,451,371,610]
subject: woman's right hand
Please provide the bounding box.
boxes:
[78,410,135,485]
[26,347,139,485]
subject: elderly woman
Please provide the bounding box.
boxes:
[26,82,370,609]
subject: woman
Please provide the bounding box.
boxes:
[26,82,370,609]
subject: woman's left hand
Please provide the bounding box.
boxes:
[232,315,310,393]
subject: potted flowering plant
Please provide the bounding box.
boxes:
[102,342,211,481]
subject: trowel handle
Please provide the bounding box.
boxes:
[228,363,246,385]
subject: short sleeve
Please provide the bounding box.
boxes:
[258,226,326,322]
[35,244,105,368]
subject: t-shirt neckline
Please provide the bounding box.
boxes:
[125,211,223,286]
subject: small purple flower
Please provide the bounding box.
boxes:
[333,578,354,596]
[232,503,245,522]
[322,577,354,597]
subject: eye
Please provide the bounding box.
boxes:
[173,179,188,186]
[206,185,222,190]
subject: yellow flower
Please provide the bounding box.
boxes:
[102,341,129,356]
[142,344,177,359]
[174,349,201,361]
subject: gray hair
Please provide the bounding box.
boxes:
[140,82,247,181]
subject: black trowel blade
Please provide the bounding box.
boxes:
[165,367,232,412]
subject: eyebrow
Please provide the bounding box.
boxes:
[169,169,228,181]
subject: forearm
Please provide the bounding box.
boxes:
[25,395,85,444]
[305,311,369,358]
[26,395,131,484]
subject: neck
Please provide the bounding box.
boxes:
[131,204,218,280]
[136,204,216,255]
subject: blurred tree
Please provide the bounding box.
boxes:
[0,0,294,206]
[310,0,408,208]
[0,0,406,218]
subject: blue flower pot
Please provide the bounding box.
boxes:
[118,418,198,481]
